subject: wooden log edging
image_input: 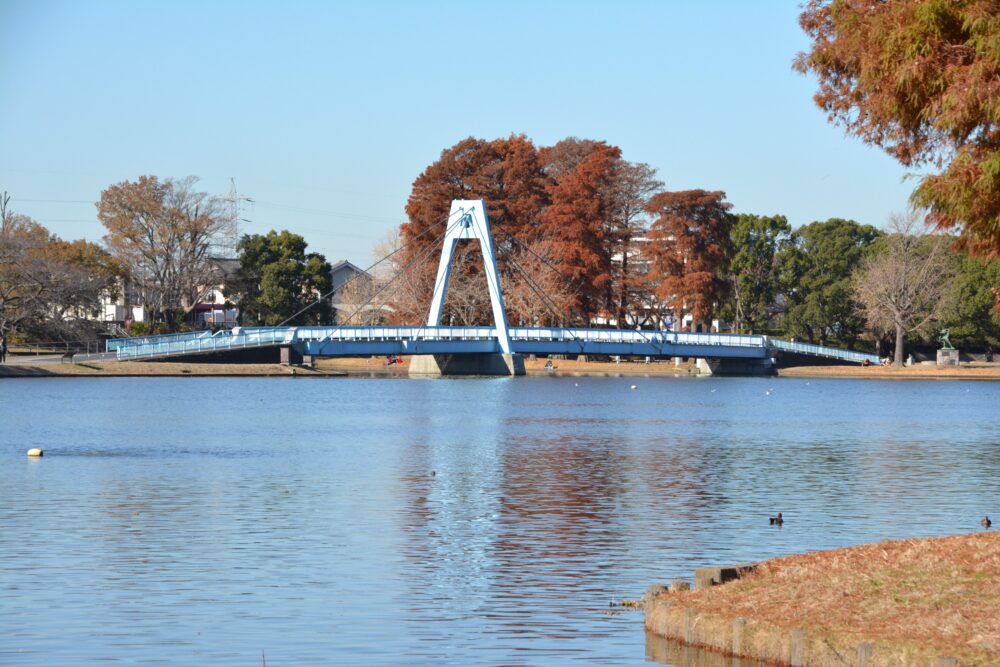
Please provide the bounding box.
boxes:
[643,571,962,667]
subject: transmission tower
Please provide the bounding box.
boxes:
[221,177,255,257]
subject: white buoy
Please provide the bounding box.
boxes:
[26,448,43,457]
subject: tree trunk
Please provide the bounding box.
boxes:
[894,324,905,367]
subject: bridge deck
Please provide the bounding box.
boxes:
[106,326,880,365]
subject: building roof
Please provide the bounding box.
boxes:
[329,259,369,277]
[209,257,241,278]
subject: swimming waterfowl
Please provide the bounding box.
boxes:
[769,512,783,525]
[983,516,992,529]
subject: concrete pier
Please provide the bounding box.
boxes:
[696,357,775,375]
[408,353,526,377]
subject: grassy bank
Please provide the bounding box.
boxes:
[645,531,1000,666]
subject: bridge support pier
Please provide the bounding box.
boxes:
[279,346,302,366]
[696,357,775,376]
[409,353,526,377]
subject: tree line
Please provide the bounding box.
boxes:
[0,178,334,343]
[374,134,998,365]
[1,146,998,365]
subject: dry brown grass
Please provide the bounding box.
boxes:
[659,532,1000,664]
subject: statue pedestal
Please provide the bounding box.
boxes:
[936,348,960,366]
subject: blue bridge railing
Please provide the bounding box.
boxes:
[767,338,879,364]
[107,326,879,364]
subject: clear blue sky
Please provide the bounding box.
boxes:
[0,0,913,265]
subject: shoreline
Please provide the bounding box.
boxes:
[644,531,1000,667]
[2,356,999,379]
[776,362,1000,381]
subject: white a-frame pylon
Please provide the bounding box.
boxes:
[426,199,513,354]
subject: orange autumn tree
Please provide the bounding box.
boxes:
[537,144,621,323]
[796,0,1000,256]
[397,135,550,324]
[396,135,663,326]
[645,190,733,331]
[541,138,663,326]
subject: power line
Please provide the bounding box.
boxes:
[11,198,92,204]
[253,200,404,224]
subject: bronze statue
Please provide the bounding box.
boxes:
[938,329,954,350]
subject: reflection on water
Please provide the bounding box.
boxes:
[1,376,998,665]
[645,631,768,667]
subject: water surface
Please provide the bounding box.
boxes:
[2,376,998,665]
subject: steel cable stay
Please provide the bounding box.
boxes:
[501,234,666,356]
[494,237,589,354]
[313,213,468,344]
[277,206,467,327]
[511,234,668,354]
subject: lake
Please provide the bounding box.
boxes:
[2,376,998,665]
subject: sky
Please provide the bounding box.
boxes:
[0,0,915,265]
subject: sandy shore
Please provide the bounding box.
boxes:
[319,356,702,377]
[0,360,343,377]
[0,356,703,378]
[777,362,1000,380]
[646,531,1000,666]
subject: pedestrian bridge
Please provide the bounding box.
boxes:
[102,199,881,373]
[107,325,880,366]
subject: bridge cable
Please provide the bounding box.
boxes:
[375,209,490,331]
[494,236,594,354]
[501,234,666,355]
[277,207,467,326]
[498,250,589,354]
[313,214,468,339]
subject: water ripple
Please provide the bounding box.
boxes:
[1,376,998,665]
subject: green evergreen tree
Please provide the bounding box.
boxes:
[227,230,333,325]
[724,214,791,333]
[779,218,880,347]
[943,253,1000,357]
